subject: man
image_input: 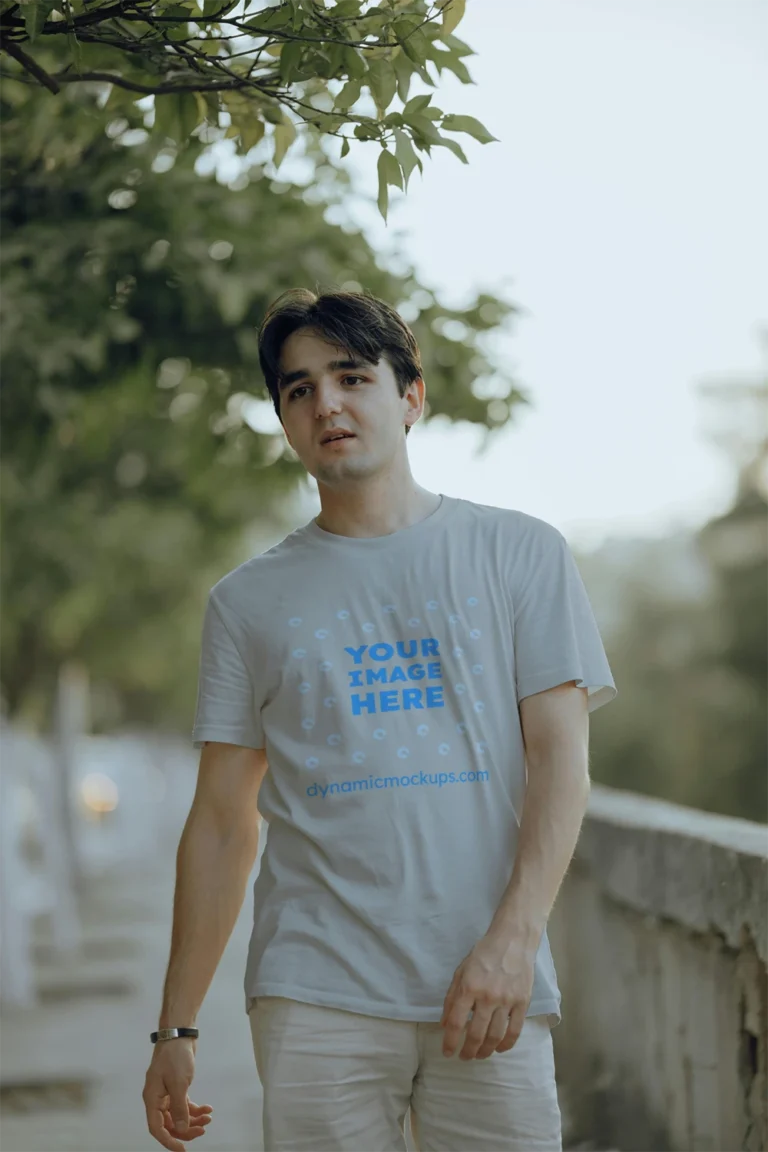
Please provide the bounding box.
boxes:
[143,287,616,1152]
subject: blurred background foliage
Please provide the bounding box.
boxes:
[0,75,523,736]
[583,371,767,823]
[1,30,765,827]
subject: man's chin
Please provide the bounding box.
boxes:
[314,458,372,484]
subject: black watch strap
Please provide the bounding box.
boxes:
[150,1027,199,1044]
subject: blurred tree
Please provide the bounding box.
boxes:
[0,0,497,221]
[695,364,767,819]
[586,355,768,823]
[0,77,525,734]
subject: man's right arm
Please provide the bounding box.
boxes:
[143,741,268,1151]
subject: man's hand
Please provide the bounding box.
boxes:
[440,934,536,1060]
[143,1039,213,1151]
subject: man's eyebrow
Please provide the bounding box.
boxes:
[277,358,374,391]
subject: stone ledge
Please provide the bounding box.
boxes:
[575,784,768,962]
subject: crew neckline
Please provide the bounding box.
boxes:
[301,493,456,550]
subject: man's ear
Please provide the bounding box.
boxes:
[405,375,426,427]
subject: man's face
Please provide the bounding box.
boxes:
[277,327,424,486]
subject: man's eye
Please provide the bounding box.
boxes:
[343,375,364,385]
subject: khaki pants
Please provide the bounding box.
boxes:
[249,997,562,1151]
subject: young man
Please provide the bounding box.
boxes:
[143,287,616,1152]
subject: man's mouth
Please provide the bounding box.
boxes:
[321,432,355,445]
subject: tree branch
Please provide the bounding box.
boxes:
[43,69,254,94]
[1,39,60,92]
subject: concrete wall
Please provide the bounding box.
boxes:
[549,784,768,1152]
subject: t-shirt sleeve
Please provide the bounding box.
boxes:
[512,524,617,713]
[191,592,265,750]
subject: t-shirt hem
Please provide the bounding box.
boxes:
[244,984,561,1027]
[517,668,616,714]
[191,727,264,750]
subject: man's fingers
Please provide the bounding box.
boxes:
[496,1010,523,1053]
[188,1101,213,1116]
[441,992,473,1056]
[475,1006,511,1059]
[440,972,460,1026]
[458,1005,494,1061]
[164,1108,209,1141]
[147,1106,186,1152]
[168,1084,190,1133]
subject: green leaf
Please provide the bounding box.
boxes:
[403,93,431,116]
[258,101,283,125]
[376,150,389,222]
[333,78,362,112]
[438,55,473,84]
[280,40,304,84]
[366,58,397,119]
[21,0,51,42]
[439,0,465,36]
[67,31,83,75]
[394,19,431,66]
[392,127,421,190]
[237,115,265,152]
[308,112,340,133]
[273,117,297,169]
[392,48,414,105]
[244,5,293,30]
[340,136,350,157]
[342,45,366,80]
[433,133,468,164]
[440,114,499,144]
[323,41,344,76]
[379,145,403,191]
[158,2,192,37]
[443,33,474,58]
[330,0,361,16]
[405,112,442,146]
[154,92,202,145]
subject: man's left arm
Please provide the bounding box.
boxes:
[440,681,591,1060]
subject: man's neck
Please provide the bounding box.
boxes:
[314,482,442,539]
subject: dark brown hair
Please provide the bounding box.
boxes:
[257,287,423,436]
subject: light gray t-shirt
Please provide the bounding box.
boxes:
[192,495,616,1027]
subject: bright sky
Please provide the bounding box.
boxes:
[330,0,768,549]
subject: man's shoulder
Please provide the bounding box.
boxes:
[457,497,564,546]
[208,524,309,606]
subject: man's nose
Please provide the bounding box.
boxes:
[313,380,344,419]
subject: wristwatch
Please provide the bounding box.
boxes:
[150,1027,199,1044]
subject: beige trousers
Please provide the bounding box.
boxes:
[249,997,562,1152]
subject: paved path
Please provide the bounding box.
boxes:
[0,753,608,1152]
[1,849,264,1152]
